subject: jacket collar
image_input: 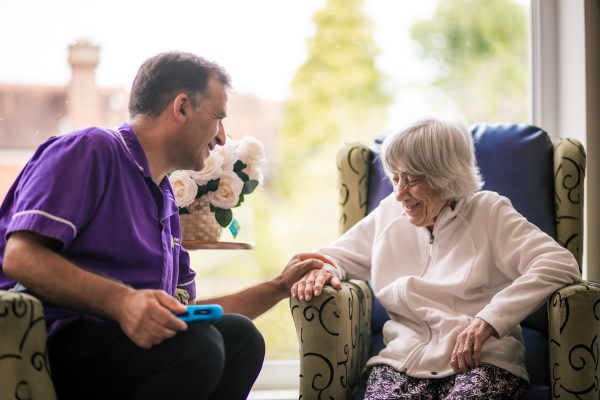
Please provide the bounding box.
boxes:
[113,123,179,219]
[114,123,152,179]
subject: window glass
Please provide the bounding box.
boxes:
[0,0,530,361]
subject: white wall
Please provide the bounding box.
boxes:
[533,0,598,279]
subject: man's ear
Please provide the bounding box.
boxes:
[172,93,189,121]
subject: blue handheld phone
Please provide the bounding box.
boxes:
[177,304,223,322]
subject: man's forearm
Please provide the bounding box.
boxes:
[196,280,286,320]
[194,252,342,319]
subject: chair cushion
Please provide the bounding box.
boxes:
[367,132,393,214]
[522,326,549,386]
[473,124,555,338]
[370,292,389,334]
[523,384,550,399]
[472,124,556,239]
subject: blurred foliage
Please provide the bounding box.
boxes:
[411,0,529,123]
[276,0,391,197]
[250,0,391,359]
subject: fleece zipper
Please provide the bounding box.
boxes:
[400,229,435,372]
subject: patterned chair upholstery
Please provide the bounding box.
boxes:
[290,124,599,399]
[0,291,56,400]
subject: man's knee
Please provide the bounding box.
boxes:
[171,322,227,374]
[216,314,265,362]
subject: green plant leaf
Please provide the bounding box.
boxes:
[233,160,247,172]
[236,194,244,207]
[196,184,209,198]
[215,208,233,227]
[235,170,249,182]
[207,178,220,192]
[243,180,259,194]
[178,207,190,215]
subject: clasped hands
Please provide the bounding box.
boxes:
[287,253,342,301]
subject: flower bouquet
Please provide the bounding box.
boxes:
[169,136,266,240]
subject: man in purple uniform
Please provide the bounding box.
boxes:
[0,52,334,399]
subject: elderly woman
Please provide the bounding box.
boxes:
[291,117,581,399]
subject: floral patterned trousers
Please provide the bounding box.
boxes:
[364,363,527,400]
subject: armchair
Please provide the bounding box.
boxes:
[0,290,56,399]
[290,124,599,399]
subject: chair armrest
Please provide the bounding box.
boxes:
[553,138,586,267]
[337,143,372,234]
[548,281,600,399]
[0,290,56,399]
[290,280,373,400]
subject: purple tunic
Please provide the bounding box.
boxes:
[0,123,196,326]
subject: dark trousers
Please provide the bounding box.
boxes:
[48,314,265,400]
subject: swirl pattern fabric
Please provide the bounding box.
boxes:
[553,138,586,266]
[0,291,56,400]
[549,281,600,399]
[337,142,372,235]
[290,280,373,399]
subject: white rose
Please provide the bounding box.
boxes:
[237,136,267,167]
[243,165,264,184]
[188,152,224,185]
[208,170,244,209]
[168,170,198,207]
[215,141,237,172]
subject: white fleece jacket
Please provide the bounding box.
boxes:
[318,190,581,381]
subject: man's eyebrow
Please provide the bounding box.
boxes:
[215,111,227,119]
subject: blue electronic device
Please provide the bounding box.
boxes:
[177,304,223,322]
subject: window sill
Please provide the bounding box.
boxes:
[251,359,299,396]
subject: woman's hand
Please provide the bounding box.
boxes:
[450,317,497,373]
[288,254,342,301]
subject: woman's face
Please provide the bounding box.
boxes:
[391,172,448,229]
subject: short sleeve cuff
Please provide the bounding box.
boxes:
[7,210,77,247]
[177,280,196,302]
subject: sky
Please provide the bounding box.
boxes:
[0,0,438,116]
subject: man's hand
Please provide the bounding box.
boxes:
[275,253,340,296]
[287,253,342,301]
[116,290,188,349]
[450,317,497,373]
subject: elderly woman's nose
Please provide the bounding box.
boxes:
[395,183,409,200]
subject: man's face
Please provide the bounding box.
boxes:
[180,76,228,171]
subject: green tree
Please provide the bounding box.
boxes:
[277,0,391,196]
[410,0,528,123]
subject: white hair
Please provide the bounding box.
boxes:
[381,117,483,200]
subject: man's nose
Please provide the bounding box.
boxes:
[216,121,226,146]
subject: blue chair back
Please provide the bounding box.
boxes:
[363,124,554,398]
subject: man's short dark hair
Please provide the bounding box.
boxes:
[128,51,231,118]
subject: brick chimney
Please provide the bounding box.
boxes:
[67,39,100,130]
